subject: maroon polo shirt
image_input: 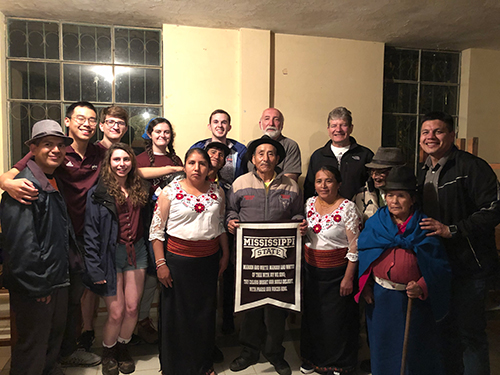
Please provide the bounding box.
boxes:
[14,143,106,236]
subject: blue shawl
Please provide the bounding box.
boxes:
[358,207,451,321]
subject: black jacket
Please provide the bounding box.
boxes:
[417,146,500,278]
[304,137,373,201]
[1,160,71,298]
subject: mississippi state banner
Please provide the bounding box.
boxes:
[235,222,302,312]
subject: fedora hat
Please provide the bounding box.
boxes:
[365,147,405,169]
[383,165,417,191]
[25,120,73,147]
[246,135,286,164]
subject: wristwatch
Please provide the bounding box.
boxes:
[448,225,459,237]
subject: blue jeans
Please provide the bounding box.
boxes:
[438,277,490,375]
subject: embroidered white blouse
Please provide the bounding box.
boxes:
[149,180,226,242]
[304,197,361,257]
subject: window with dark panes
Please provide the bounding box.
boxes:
[382,47,460,168]
[7,18,162,164]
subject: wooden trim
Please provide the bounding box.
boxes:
[468,137,479,156]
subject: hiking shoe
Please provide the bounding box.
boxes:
[116,342,135,374]
[137,317,159,344]
[77,330,95,352]
[102,346,119,375]
[60,349,101,367]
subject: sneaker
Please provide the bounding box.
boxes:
[102,346,119,375]
[137,317,159,344]
[300,362,315,374]
[116,342,135,374]
[60,349,101,367]
[77,330,95,352]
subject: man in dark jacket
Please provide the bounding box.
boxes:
[418,111,500,375]
[304,106,373,201]
[1,120,74,375]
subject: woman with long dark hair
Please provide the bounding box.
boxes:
[150,148,229,375]
[84,143,149,375]
[299,165,361,375]
[134,117,184,343]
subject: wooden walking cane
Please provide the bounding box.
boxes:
[400,297,413,375]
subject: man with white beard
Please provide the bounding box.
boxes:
[247,108,302,182]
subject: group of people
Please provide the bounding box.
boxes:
[0,103,499,375]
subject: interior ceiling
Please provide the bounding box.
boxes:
[1,0,500,51]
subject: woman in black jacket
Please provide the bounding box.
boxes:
[84,143,148,375]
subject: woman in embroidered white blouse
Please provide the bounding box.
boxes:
[149,148,229,375]
[299,165,361,375]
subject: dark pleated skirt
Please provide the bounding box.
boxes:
[158,251,219,375]
[300,262,359,373]
[366,282,444,375]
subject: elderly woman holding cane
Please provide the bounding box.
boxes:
[356,165,451,375]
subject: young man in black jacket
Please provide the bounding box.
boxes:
[418,111,500,375]
[1,120,74,375]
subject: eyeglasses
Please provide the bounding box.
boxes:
[104,119,127,128]
[72,115,97,126]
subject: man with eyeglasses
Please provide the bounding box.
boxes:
[0,101,111,368]
[97,106,129,149]
[304,106,373,201]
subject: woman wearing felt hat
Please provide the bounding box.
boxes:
[356,165,452,375]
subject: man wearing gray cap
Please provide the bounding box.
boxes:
[354,147,405,223]
[1,120,74,375]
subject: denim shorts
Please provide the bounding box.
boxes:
[115,237,148,273]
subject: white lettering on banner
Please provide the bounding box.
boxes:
[244,236,296,248]
[251,247,287,259]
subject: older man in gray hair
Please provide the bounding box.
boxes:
[304,106,373,201]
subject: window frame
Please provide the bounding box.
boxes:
[6,17,163,165]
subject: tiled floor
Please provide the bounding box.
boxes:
[1,295,500,374]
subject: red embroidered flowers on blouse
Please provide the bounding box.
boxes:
[194,203,205,213]
[313,224,322,233]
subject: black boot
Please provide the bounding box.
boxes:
[101,346,119,375]
[116,342,135,374]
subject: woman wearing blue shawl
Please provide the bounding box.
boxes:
[355,165,451,375]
